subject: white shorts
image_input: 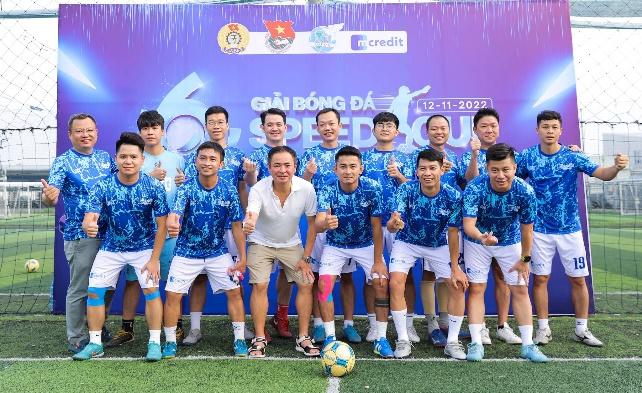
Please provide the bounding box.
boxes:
[532,231,589,277]
[199,230,239,275]
[319,245,381,281]
[383,226,396,255]
[463,240,526,286]
[167,254,240,294]
[311,232,357,274]
[390,240,451,280]
[89,249,157,289]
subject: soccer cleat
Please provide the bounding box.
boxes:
[373,337,394,358]
[520,344,549,363]
[534,327,552,345]
[67,339,89,354]
[394,340,412,359]
[161,341,177,359]
[497,324,522,344]
[444,342,467,360]
[270,315,293,338]
[407,324,421,343]
[72,342,104,360]
[342,325,362,343]
[466,342,484,362]
[244,326,255,340]
[105,329,134,348]
[572,329,603,347]
[481,325,492,345]
[234,339,249,357]
[146,342,162,362]
[182,329,202,346]
[428,328,448,348]
[312,325,326,344]
[366,326,378,343]
[101,326,112,343]
[176,327,185,345]
[323,334,336,349]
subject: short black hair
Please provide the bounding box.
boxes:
[67,113,97,132]
[137,110,164,131]
[335,145,362,163]
[473,108,500,128]
[205,106,229,123]
[316,108,341,124]
[416,149,444,167]
[196,141,225,161]
[116,132,145,153]
[537,110,563,127]
[268,145,297,166]
[486,143,515,163]
[426,114,450,129]
[372,112,399,128]
[260,108,286,125]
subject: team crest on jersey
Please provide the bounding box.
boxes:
[217,23,250,54]
[264,20,295,53]
[559,163,574,171]
[100,163,111,169]
[438,208,450,216]
[140,198,153,205]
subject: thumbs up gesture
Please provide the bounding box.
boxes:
[40,179,60,205]
[305,157,318,176]
[325,207,339,230]
[386,155,401,179]
[614,153,629,170]
[243,158,257,174]
[174,168,186,186]
[387,211,405,232]
[242,211,258,235]
[167,213,181,238]
[470,135,481,156]
[150,163,167,181]
[82,212,100,238]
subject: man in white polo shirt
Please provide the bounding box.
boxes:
[242,145,319,358]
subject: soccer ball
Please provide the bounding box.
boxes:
[321,341,355,377]
[25,259,40,273]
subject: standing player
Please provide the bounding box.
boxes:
[161,141,248,358]
[107,110,186,348]
[41,113,115,353]
[387,149,466,359]
[315,146,393,358]
[462,143,548,362]
[73,132,169,361]
[518,110,629,346]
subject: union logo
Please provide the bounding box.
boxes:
[217,23,250,54]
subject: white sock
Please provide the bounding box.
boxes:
[314,317,323,327]
[427,314,439,332]
[89,330,102,345]
[343,319,354,328]
[391,309,408,342]
[164,326,177,343]
[149,330,161,344]
[376,321,388,339]
[538,318,549,330]
[447,315,464,343]
[232,322,245,341]
[575,318,588,335]
[190,312,202,331]
[367,313,376,329]
[406,313,415,328]
[518,325,533,346]
[469,323,483,345]
[324,321,336,338]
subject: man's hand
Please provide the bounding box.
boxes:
[450,267,469,290]
[386,156,402,179]
[304,157,318,176]
[141,260,160,285]
[371,260,388,288]
[243,158,257,174]
[174,168,185,186]
[325,207,339,230]
[470,135,481,156]
[40,179,60,205]
[228,260,246,282]
[242,211,257,235]
[167,213,181,238]
[509,259,530,284]
[443,158,453,173]
[615,153,629,170]
[479,231,498,246]
[82,212,99,238]
[149,166,167,181]
[296,258,315,284]
[388,211,405,232]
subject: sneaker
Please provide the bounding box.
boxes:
[428,328,448,348]
[366,326,378,343]
[394,339,412,358]
[176,327,185,345]
[105,329,134,348]
[466,342,484,362]
[374,337,394,358]
[407,324,421,343]
[481,325,492,345]
[322,334,336,350]
[520,343,549,363]
[146,342,162,362]
[234,339,249,357]
[244,326,255,340]
[497,324,522,344]
[534,327,552,345]
[182,329,202,346]
[343,325,362,343]
[270,315,293,338]
[101,326,112,343]
[72,342,104,360]
[572,329,603,347]
[67,338,89,354]
[312,325,326,343]
[161,341,177,359]
[444,342,467,360]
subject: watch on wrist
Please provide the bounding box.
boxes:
[520,255,531,263]
[303,256,314,264]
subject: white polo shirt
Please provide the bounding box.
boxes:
[247,176,317,248]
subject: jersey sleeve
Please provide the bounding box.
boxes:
[392,183,410,220]
[247,184,263,214]
[84,180,105,213]
[317,185,332,213]
[228,185,243,222]
[573,152,599,176]
[518,184,537,224]
[109,155,118,173]
[152,181,170,217]
[462,183,481,218]
[183,152,198,182]
[172,184,189,215]
[370,183,384,217]
[399,153,414,179]
[296,150,308,177]
[515,150,530,179]
[47,156,67,189]
[448,191,463,227]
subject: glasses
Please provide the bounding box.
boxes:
[375,122,397,131]
[71,128,96,135]
[207,121,227,127]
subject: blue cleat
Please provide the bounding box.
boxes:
[72,342,103,360]
[466,342,484,362]
[313,325,326,344]
[234,339,249,357]
[161,341,177,359]
[343,325,362,343]
[429,328,448,348]
[458,328,471,340]
[146,342,162,362]
[322,334,336,350]
[373,337,394,358]
[520,344,549,363]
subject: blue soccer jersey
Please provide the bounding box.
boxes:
[184,145,245,186]
[362,149,414,224]
[317,177,383,248]
[463,174,536,246]
[47,149,116,241]
[296,144,346,191]
[172,178,242,259]
[142,150,185,210]
[458,150,488,184]
[517,145,599,234]
[247,144,272,182]
[412,146,461,189]
[392,181,462,248]
[85,173,169,252]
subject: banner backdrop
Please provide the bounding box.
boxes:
[55,1,591,315]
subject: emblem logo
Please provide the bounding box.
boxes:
[217,23,250,54]
[264,20,295,53]
[309,23,343,53]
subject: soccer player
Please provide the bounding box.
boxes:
[518,110,629,346]
[161,141,248,358]
[107,110,186,348]
[463,143,548,362]
[181,105,252,346]
[73,132,169,361]
[315,146,393,358]
[41,113,115,353]
[387,149,466,359]
[362,112,417,344]
[242,146,319,358]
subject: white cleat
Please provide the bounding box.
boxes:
[394,340,412,359]
[182,329,202,346]
[444,342,467,360]
[407,324,421,343]
[481,325,492,345]
[534,327,552,345]
[366,326,378,343]
[497,324,522,344]
[573,329,603,347]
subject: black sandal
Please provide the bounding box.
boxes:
[249,337,267,358]
[295,335,321,357]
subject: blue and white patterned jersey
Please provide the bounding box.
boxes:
[172,178,242,259]
[517,145,599,234]
[296,144,346,191]
[317,177,383,249]
[392,181,462,248]
[412,146,461,189]
[142,150,185,210]
[458,149,488,184]
[47,149,116,241]
[85,173,169,252]
[463,174,536,246]
[184,145,245,186]
[362,149,414,224]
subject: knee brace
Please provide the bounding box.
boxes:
[144,289,161,302]
[87,287,107,307]
[374,298,390,308]
[317,275,334,303]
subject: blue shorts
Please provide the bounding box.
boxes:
[125,237,176,282]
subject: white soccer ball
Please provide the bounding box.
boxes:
[25,259,40,273]
[321,340,355,377]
